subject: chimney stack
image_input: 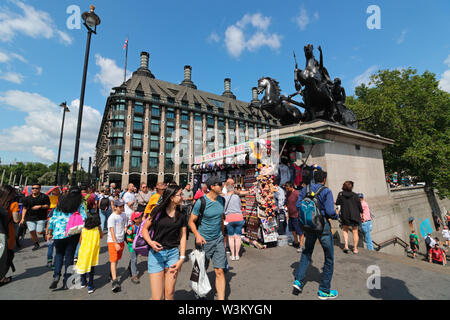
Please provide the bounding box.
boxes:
[222,78,236,99]
[249,87,261,109]
[180,65,197,89]
[133,51,155,78]
[140,52,149,70]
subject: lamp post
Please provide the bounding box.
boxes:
[71,5,101,186]
[55,102,70,186]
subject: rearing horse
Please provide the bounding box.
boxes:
[257,77,303,126]
[296,44,335,121]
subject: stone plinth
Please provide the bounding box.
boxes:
[277,120,394,201]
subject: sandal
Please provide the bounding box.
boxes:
[343,247,349,253]
[353,250,359,254]
[0,276,12,287]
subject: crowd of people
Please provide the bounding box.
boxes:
[0,171,447,299]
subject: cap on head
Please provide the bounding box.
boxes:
[114,199,125,207]
[131,211,143,221]
[358,193,364,198]
[206,176,222,189]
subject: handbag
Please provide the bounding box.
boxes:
[189,248,211,298]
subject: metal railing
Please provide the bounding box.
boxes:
[372,237,410,252]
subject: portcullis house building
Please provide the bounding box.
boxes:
[95,51,280,188]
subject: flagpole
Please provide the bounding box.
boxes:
[124,36,128,83]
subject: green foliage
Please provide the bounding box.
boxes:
[347,68,450,198]
[0,162,83,187]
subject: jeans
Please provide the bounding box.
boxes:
[294,219,334,293]
[361,221,374,251]
[100,209,111,231]
[47,240,54,261]
[53,234,80,282]
[74,243,80,259]
[129,250,137,276]
[81,266,95,288]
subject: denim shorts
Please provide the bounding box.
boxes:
[226,220,245,236]
[288,217,303,235]
[148,247,180,274]
[26,220,46,233]
[202,235,227,270]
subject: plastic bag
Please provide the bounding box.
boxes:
[189,249,211,298]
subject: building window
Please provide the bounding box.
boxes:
[229,120,235,129]
[131,150,141,168]
[134,116,143,130]
[136,90,144,98]
[165,142,174,152]
[218,118,225,127]
[207,106,213,113]
[208,98,224,109]
[181,123,189,129]
[166,111,175,119]
[149,157,158,169]
[111,131,124,138]
[151,106,160,117]
[135,103,144,114]
[112,121,124,128]
[110,138,123,146]
[109,156,122,168]
[111,114,125,120]
[194,113,202,122]
[167,97,175,104]
[207,115,214,127]
[181,100,189,107]
[181,111,189,121]
[152,94,160,102]
[194,103,201,110]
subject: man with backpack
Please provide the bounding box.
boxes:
[188,176,227,300]
[293,170,340,300]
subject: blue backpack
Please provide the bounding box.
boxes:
[298,185,326,234]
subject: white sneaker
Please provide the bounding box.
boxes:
[230,256,236,261]
[235,256,240,261]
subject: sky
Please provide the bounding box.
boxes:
[0,0,449,166]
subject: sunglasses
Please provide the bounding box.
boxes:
[32,187,40,190]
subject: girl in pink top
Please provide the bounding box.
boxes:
[358,194,374,251]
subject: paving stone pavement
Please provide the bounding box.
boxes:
[1,234,449,300]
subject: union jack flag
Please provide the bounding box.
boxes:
[123,38,128,50]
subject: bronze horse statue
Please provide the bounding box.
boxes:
[257,77,304,126]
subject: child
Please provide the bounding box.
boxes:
[75,207,102,294]
[442,226,450,247]
[409,230,419,259]
[126,211,143,284]
[107,199,127,292]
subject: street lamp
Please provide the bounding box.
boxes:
[71,5,101,186]
[55,102,70,186]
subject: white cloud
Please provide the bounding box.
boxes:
[224,13,281,58]
[439,54,450,93]
[0,90,102,164]
[353,65,378,88]
[313,12,319,20]
[207,32,220,43]
[0,50,27,63]
[396,29,407,44]
[294,7,310,31]
[35,66,43,75]
[0,0,73,45]
[94,54,131,96]
[0,70,24,84]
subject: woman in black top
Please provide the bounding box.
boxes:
[336,181,363,254]
[141,183,186,300]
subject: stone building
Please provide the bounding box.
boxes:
[95,51,280,188]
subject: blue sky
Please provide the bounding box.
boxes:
[0,0,449,165]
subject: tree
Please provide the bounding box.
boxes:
[347,68,450,198]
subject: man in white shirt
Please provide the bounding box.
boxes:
[122,183,135,224]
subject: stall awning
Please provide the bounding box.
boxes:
[279,133,332,145]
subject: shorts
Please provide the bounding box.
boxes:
[108,242,125,263]
[226,220,245,236]
[288,217,304,235]
[147,247,180,274]
[26,220,46,233]
[200,235,227,270]
[410,242,419,252]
